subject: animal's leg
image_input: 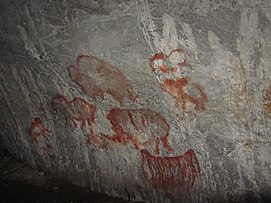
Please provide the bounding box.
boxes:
[181,96,187,113]
[43,127,51,133]
[102,133,128,145]
[87,117,94,127]
[142,137,154,147]
[108,88,123,105]
[39,125,51,137]
[193,82,208,101]
[64,116,69,127]
[129,134,142,150]
[142,137,161,154]
[154,137,161,154]
[174,95,187,119]
[32,132,40,144]
[178,94,199,117]
[161,136,174,154]
[185,94,205,111]
[88,131,108,150]
[80,119,86,129]
[70,118,78,128]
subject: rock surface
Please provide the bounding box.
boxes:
[0,146,131,202]
[0,0,271,202]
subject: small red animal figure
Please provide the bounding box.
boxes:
[150,49,208,116]
[67,54,137,105]
[29,117,51,144]
[51,95,95,129]
[140,149,200,194]
[162,77,208,114]
[102,108,173,154]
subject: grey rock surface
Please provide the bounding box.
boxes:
[0,146,131,202]
[0,0,271,202]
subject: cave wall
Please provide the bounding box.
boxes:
[0,0,271,202]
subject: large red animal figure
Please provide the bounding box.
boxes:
[51,95,95,129]
[67,54,137,105]
[102,108,174,154]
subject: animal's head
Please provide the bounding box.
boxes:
[75,54,96,72]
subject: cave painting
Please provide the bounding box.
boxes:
[40,144,53,156]
[29,117,51,144]
[87,129,109,150]
[150,49,208,116]
[102,108,173,154]
[263,85,271,118]
[162,77,208,112]
[44,50,202,194]
[149,48,192,73]
[67,54,137,104]
[141,149,200,194]
[51,95,95,129]
[86,107,200,193]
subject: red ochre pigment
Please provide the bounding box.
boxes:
[29,117,51,144]
[103,108,174,154]
[263,85,271,117]
[51,95,95,129]
[149,48,192,73]
[150,48,208,115]
[140,149,200,194]
[67,54,137,105]
[87,131,109,150]
[167,48,192,69]
[162,77,208,113]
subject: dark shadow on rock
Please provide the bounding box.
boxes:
[0,146,136,203]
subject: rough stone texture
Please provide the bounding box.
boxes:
[0,146,130,202]
[0,0,271,202]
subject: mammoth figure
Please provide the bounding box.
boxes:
[67,54,137,105]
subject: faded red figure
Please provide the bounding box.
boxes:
[67,54,137,105]
[141,149,200,194]
[162,77,208,113]
[40,144,53,155]
[150,49,208,115]
[149,48,192,73]
[51,95,95,129]
[87,128,109,150]
[263,85,271,118]
[29,117,51,144]
[100,108,173,154]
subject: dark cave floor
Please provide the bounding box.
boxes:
[0,147,134,203]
